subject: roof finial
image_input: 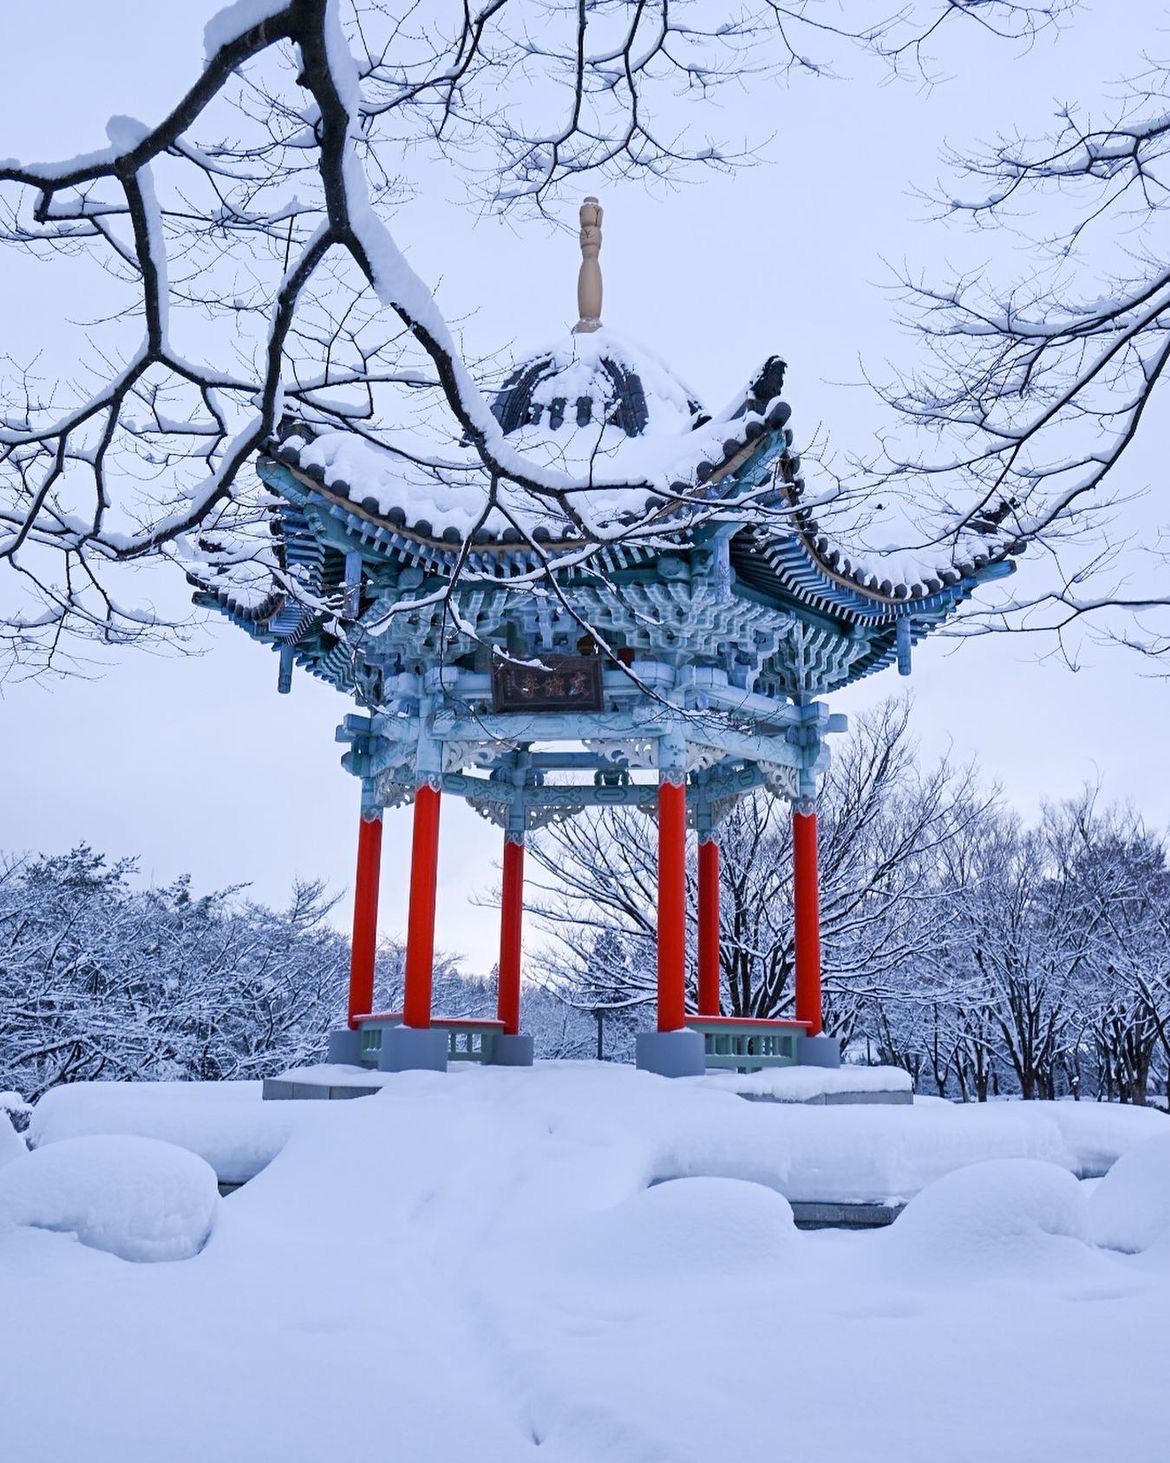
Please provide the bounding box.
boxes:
[574,196,603,333]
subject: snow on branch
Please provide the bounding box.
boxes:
[866,40,1170,657]
[0,0,1067,673]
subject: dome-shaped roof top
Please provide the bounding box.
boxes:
[203,193,1023,649]
[489,195,705,451]
[491,333,703,439]
[489,326,705,448]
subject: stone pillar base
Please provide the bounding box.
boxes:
[326,1027,363,1066]
[377,1025,449,1073]
[635,1029,706,1078]
[488,1033,535,1067]
[797,1034,841,1069]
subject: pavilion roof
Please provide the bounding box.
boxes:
[191,194,1027,698]
[250,330,1021,619]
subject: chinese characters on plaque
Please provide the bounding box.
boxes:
[491,655,604,713]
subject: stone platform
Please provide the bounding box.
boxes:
[263,1070,384,1101]
[791,1199,904,1229]
[693,1064,913,1105]
[262,1065,394,1101]
[262,1060,913,1105]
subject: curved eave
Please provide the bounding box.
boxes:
[261,403,1018,627]
[736,525,1014,625]
[187,499,328,644]
[758,459,1021,621]
[190,584,356,693]
[259,457,694,581]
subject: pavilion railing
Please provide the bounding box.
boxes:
[355,1012,402,1067]
[432,1018,505,1064]
[355,1013,806,1072]
[684,1016,809,1073]
[353,1013,504,1066]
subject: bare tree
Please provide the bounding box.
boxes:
[526,699,984,1044]
[878,10,1170,658]
[0,0,1066,675]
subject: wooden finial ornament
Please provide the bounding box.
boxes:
[574,196,603,333]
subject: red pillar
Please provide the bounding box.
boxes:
[403,784,442,1029]
[657,779,687,1032]
[497,836,524,1037]
[697,837,721,1017]
[793,807,823,1036]
[347,812,383,1029]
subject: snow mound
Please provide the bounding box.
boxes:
[0,1135,218,1262]
[1089,1134,1170,1254]
[694,1064,912,1102]
[542,1176,797,1294]
[0,1110,25,1169]
[0,1089,31,1118]
[885,1159,1089,1278]
[1045,1101,1167,1177]
[30,1080,294,1184]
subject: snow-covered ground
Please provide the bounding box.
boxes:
[26,1062,1164,1193]
[3,1064,1169,1462]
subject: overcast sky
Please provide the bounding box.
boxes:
[1,1,1164,974]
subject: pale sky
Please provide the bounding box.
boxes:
[1,1,1164,973]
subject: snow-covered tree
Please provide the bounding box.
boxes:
[1046,797,1170,1104]
[0,841,583,1098]
[0,846,354,1096]
[869,791,1170,1104]
[527,701,985,1043]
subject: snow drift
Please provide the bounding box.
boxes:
[3,1065,1169,1463]
[554,1175,798,1288]
[0,1134,218,1262]
[29,1079,294,1185]
[882,1158,1090,1279]
[1089,1133,1170,1254]
[27,1067,1168,1200]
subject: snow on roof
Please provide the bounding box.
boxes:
[267,326,1020,611]
[280,326,754,544]
[197,304,1023,630]
[500,325,704,432]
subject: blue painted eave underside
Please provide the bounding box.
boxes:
[191,425,1014,698]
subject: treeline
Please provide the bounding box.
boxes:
[529,703,1170,1105]
[0,846,592,1102]
[0,848,348,1099]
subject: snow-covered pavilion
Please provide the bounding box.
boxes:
[194,199,1020,1078]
